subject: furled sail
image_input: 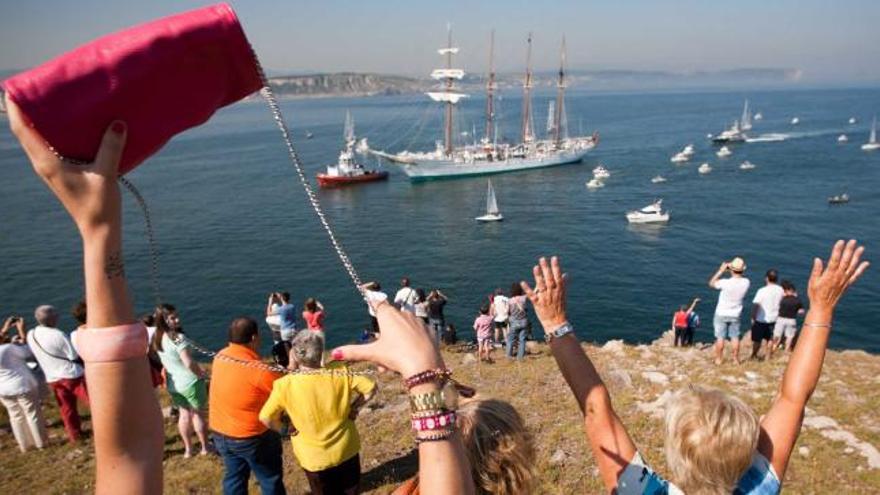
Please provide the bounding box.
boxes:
[426,92,469,104]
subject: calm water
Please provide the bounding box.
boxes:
[1,87,879,354]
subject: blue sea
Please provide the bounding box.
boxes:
[1,86,879,354]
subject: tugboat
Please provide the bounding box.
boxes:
[317,111,389,188]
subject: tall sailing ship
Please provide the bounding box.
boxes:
[366,28,599,181]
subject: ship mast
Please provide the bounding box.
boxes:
[521,32,534,144]
[484,29,497,147]
[426,24,468,156]
[553,36,567,147]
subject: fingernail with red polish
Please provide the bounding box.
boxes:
[331,349,343,360]
[111,121,126,134]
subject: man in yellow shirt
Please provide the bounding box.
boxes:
[260,330,376,495]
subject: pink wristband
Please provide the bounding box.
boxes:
[73,322,149,363]
[411,411,457,432]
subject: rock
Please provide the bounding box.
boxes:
[845,447,855,454]
[803,416,840,430]
[744,371,759,381]
[652,330,675,347]
[549,448,567,465]
[602,339,626,355]
[461,353,478,365]
[840,349,871,359]
[641,371,669,385]
[636,390,673,419]
[799,446,810,457]
[606,369,633,390]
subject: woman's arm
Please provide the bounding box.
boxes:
[758,240,868,478]
[708,262,728,287]
[179,347,205,379]
[332,303,474,495]
[13,319,26,343]
[522,257,637,491]
[7,97,163,494]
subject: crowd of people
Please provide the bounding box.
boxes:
[1,98,873,494]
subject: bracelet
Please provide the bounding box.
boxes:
[404,368,452,390]
[411,411,457,432]
[415,428,456,444]
[410,388,457,413]
[411,408,447,419]
[72,322,149,363]
[802,323,832,329]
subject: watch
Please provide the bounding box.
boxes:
[546,322,575,342]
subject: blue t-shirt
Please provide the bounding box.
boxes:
[617,452,780,495]
[277,303,297,332]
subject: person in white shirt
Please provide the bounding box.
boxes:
[490,288,510,343]
[394,277,419,314]
[708,258,751,365]
[360,281,389,333]
[749,269,785,360]
[0,316,48,452]
[26,305,90,443]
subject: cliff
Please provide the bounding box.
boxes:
[267,73,427,98]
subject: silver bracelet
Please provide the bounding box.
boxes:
[802,323,832,329]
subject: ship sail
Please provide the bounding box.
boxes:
[428,24,468,156]
[426,92,468,104]
[546,101,555,135]
[740,99,752,131]
[871,116,877,144]
[343,110,355,145]
[486,180,499,215]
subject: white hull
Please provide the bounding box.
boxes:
[626,213,669,224]
[862,143,880,151]
[397,145,594,181]
[476,214,504,222]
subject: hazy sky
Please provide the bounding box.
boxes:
[1,0,878,82]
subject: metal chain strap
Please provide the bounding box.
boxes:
[118,176,162,307]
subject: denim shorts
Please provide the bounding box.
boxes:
[713,314,741,340]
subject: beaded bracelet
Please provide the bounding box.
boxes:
[411,411,457,432]
[412,408,447,419]
[415,428,455,444]
[404,368,452,390]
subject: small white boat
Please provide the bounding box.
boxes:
[716,146,732,158]
[849,117,857,125]
[681,144,695,157]
[828,193,850,205]
[651,175,667,184]
[790,117,800,125]
[592,165,611,179]
[711,120,746,144]
[838,134,849,143]
[626,200,669,224]
[305,131,314,139]
[475,179,503,222]
[739,160,756,170]
[586,178,605,189]
[862,116,879,151]
[698,163,712,174]
[754,112,763,121]
[670,152,689,163]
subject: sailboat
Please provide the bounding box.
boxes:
[711,100,750,144]
[475,179,503,222]
[740,99,753,131]
[365,29,598,181]
[862,116,879,151]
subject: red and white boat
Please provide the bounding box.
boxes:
[317,111,389,187]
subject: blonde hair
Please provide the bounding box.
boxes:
[664,386,759,495]
[457,398,536,495]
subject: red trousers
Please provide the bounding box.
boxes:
[49,377,90,442]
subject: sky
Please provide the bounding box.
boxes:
[1,0,879,84]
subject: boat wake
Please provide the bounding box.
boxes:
[746,128,847,143]
[746,133,789,143]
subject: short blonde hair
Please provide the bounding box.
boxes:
[664,386,759,495]
[457,398,536,495]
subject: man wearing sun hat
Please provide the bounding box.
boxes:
[708,257,751,365]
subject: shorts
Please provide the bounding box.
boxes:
[751,321,774,342]
[493,320,508,329]
[713,315,741,340]
[478,336,492,345]
[773,317,798,339]
[169,378,207,410]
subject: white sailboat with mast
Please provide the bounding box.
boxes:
[475,179,503,222]
[366,29,598,181]
[862,116,879,151]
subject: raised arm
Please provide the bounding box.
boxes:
[687,297,700,313]
[7,97,163,494]
[522,257,637,491]
[265,293,277,317]
[758,240,869,479]
[709,262,728,288]
[332,302,474,495]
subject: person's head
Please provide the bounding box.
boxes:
[140,313,155,327]
[304,298,318,313]
[510,283,524,297]
[728,257,746,276]
[71,300,87,326]
[458,398,536,495]
[479,303,490,315]
[664,386,759,495]
[278,292,291,304]
[370,282,382,291]
[290,330,325,369]
[34,305,59,328]
[429,289,440,300]
[228,317,260,349]
[765,269,778,284]
[416,288,426,302]
[401,277,410,288]
[781,280,796,294]
[157,303,180,331]
[494,287,504,297]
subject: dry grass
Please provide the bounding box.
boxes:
[1,338,878,494]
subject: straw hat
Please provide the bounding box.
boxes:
[728,257,747,273]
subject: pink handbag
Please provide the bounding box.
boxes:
[1,3,263,174]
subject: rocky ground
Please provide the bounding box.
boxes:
[1,334,878,493]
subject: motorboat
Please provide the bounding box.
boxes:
[681,144,695,157]
[716,146,732,158]
[305,131,314,139]
[317,111,390,187]
[849,117,857,125]
[651,175,667,184]
[586,178,605,189]
[475,179,503,222]
[838,134,849,143]
[739,160,756,170]
[698,163,712,174]
[862,116,879,151]
[828,193,850,205]
[790,117,800,125]
[626,200,669,224]
[592,165,611,179]
[754,112,763,121]
[670,152,689,163]
[711,120,746,144]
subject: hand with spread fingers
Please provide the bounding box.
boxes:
[807,239,870,314]
[521,256,569,332]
